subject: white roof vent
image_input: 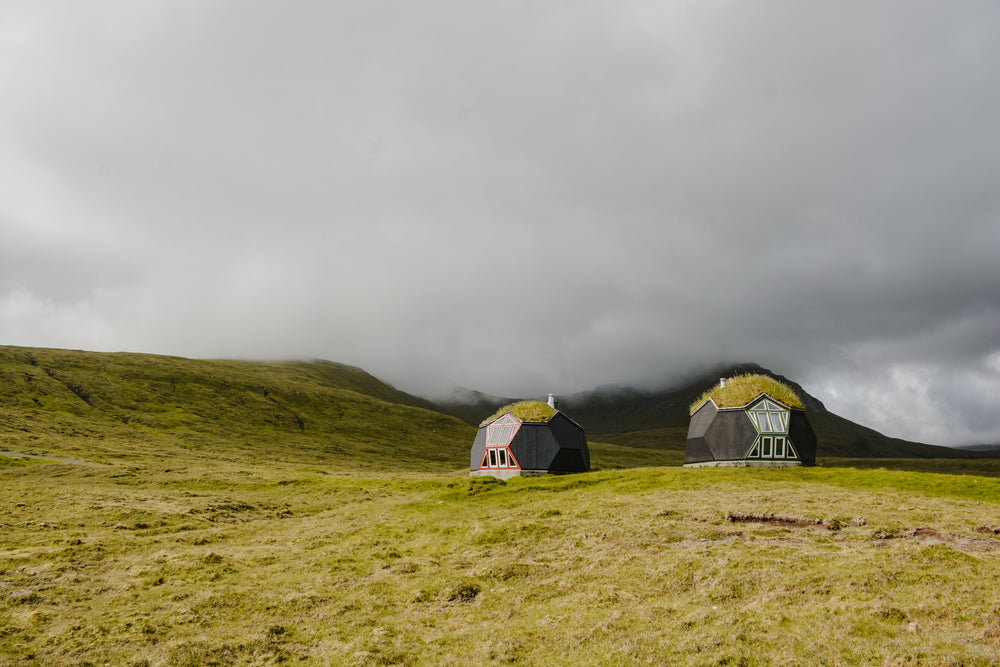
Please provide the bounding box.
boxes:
[547,393,557,409]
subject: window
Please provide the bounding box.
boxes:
[744,398,800,460]
[746,436,799,460]
[747,398,789,434]
[480,446,520,469]
[478,413,522,470]
[486,414,521,446]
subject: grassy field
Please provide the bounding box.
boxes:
[819,458,1000,479]
[3,455,1000,666]
[3,347,1000,665]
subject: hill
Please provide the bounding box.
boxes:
[955,443,1000,453]
[0,346,474,471]
[434,386,521,426]
[2,347,992,472]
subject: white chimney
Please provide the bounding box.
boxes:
[720,378,726,388]
[547,393,557,409]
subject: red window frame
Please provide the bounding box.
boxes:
[479,413,521,470]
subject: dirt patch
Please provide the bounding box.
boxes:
[726,512,863,530]
[952,535,1000,553]
[867,527,1000,552]
[727,514,999,552]
[871,527,947,541]
[727,512,822,528]
[904,527,942,539]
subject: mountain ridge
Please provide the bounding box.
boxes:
[432,362,987,460]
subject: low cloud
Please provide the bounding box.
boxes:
[2,1,999,445]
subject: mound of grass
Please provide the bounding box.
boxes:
[480,400,557,426]
[689,373,804,414]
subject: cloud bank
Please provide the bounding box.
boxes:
[2,1,999,445]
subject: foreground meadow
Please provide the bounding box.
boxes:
[3,456,1000,666]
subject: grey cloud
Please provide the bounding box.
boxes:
[2,1,999,445]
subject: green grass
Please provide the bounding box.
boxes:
[4,346,1000,664]
[480,400,557,426]
[0,346,475,470]
[3,462,1000,665]
[588,440,682,469]
[690,373,805,414]
[0,454,50,468]
[821,457,1000,480]
[0,347,679,474]
[596,426,688,451]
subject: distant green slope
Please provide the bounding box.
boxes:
[0,346,474,470]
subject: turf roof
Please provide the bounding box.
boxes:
[689,373,804,415]
[481,400,557,426]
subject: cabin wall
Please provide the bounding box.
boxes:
[548,413,590,471]
[509,423,561,470]
[685,403,718,464]
[788,412,818,465]
[703,410,758,462]
[685,401,815,467]
[469,427,489,470]
[472,413,590,477]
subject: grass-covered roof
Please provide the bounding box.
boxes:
[689,373,804,415]
[481,400,557,426]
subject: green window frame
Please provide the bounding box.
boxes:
[746,435,799,460]
[747,398,790,435]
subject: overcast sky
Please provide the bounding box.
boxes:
[2,1,999,446]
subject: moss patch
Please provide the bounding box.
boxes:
[481,400,557,426]
[689,373,804,414]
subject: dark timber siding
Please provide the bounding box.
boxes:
[788,412,818,465]
[508,423,559,470]
[546,412,590,471]
[685,395,817,467]
[685,402,717,464]
[704,409,759,462]
[471,411,590,475]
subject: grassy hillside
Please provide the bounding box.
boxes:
[0,346,474,471]
[803,410,985,459]
[0,346,658,474]
[7,347,990,474]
